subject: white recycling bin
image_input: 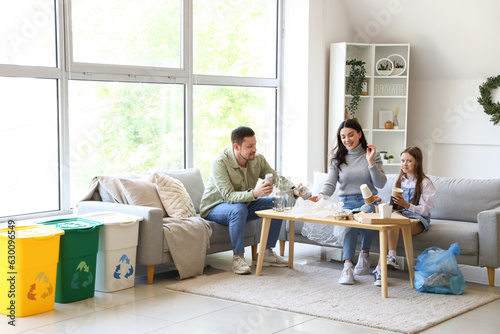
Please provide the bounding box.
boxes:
[79,212,143,292]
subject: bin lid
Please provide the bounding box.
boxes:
[78,212,143,225]
[36,217,103,231]
[0,225,65,239]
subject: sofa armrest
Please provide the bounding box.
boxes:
[76,201,165,266]
[478,207,500,268]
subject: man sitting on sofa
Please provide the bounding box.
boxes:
[200,126,306,274]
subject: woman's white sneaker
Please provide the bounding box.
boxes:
[353,252,371,275]
[339,265,354,285]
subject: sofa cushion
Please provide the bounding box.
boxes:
[377,174,398,203]
[312,171,328,196]
[158,169,205,213]
[119,178,167,217]
[428,176,500,222]
[412,219,478,255]
[150,173,196,218]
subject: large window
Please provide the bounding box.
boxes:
[0,78,59,217]
[193,86,276,181]
[193,0,278,78]
[71,0,182,68]
[68,81,185,205]
[0,0,57,67]
[0,0,281,220]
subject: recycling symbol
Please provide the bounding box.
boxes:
[27,272,53,300]
[113,254,134,279]
[71,261,94,289]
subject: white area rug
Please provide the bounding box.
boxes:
[165,263,500,333]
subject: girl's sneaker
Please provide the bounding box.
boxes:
[387,255,400,270]
[373,269,382,287]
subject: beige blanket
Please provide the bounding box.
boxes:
[80,175,140,204]
[163,217,212,279]
[81,176,213,279]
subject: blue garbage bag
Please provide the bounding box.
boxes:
[414,242,465,295]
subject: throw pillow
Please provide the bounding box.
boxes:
[119,178,167,217]
[149,173,196,218]
[312,171,329,196]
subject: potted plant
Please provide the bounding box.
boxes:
[380,151,388,164]
[392,62,405,76]
[346,59,367,120]
[377,61,392,76]
[388,155,395,163]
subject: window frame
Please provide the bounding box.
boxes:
[0,0,282,221]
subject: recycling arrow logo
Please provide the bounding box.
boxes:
[70,261,94,290]
[113,254,134,279]
[27,272,53,300]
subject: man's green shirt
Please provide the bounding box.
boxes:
[200,147,293,218]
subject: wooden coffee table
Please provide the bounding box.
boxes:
[255,209,419,298]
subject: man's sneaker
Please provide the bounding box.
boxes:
[387,255,400,270]
[339,266,354,285]
[232,255,251,274]
[373,269,382,287]
[353,252,370,275]
[262,249,288,267]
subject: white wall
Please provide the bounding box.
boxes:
[289,0,500,179]
[282,0,353,184]
[281,0,311,184]
[281,0,328,184]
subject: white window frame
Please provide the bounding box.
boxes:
[0,0,283,221]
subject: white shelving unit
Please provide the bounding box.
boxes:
[328,42,410,171]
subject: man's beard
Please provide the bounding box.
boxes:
[239,152,255,161]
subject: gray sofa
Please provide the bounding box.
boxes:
[77,168,262,284]
[279,174,500,286]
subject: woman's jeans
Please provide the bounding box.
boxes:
[340,194,376,261]
[206,197,281,254]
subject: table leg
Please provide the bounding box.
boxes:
[256,217,271,276]
[288,220,295,269]
[401,225,415,288]
[379,230,388,298]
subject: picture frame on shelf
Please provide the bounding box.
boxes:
[379,110,394,128]
[361,80,368,95]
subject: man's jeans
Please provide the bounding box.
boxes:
[206,197,282,254]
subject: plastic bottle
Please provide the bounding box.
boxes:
[273,172,285,212]
[298,182,313,196]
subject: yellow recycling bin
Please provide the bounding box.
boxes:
[0,224,65,317]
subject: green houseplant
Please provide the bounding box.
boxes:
[346,59,367,120]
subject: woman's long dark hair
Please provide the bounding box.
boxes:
[331,119,368,170]
[395,146,428,205]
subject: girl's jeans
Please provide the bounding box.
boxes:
[339,194,376,261]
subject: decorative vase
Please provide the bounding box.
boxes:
[393,114,399,129]
[384,121,394,129]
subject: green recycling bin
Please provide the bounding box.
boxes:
[36,218,103,303]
